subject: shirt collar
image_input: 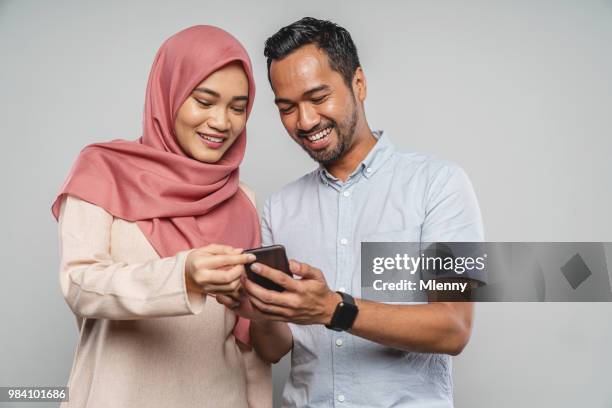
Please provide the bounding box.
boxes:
[359,130,395,179]
[318,130,395,187]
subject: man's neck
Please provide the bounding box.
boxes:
[325,127,377,182]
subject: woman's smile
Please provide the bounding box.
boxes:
[197,132,228,149]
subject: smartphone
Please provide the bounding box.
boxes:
[244,245,292,292]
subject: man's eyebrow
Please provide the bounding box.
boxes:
[194,87,248,101]
[274,97,293,105]
[303,85,330,97]
[274,85,331,105]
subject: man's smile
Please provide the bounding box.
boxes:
[300,126,334,150]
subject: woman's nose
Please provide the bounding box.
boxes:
[207,107,231,132]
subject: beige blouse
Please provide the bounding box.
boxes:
[57,192,271,408]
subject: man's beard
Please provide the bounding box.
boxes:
[299,99,358,165]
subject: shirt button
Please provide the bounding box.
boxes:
[337,394,345,402]
[336,338,343,347]
[366,167,373,173]
[342,191,351,197]
[339,238,348,245]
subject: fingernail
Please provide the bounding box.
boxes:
[234,248,243,253]
[246,254,256,262]
[250,263,261,272]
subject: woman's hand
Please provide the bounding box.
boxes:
[217,290,294,363]
[216,289,268,321]
[185,244,255,297]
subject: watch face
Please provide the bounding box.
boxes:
[326,292,359,331]
[342,302,358,313]
[336,301,359,330]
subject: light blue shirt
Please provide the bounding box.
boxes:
[261,131,484,408]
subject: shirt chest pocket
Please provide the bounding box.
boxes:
[358,226,424,303]
[360,225,422,243]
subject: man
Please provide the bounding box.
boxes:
[219,17,484,407]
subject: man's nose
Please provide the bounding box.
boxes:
[296,103,319,132]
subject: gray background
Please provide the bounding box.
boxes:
[1,0,612,406]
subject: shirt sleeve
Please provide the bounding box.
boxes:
[421,162,484,242]
[261,197,274,247]
[420,163,487,284]
[57,194,206,320]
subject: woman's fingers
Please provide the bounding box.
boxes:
[226,289,242,302]
[187,244,258,296]
[202,253,256,269]
[203,280,242,294]
[216,294,240,308]
[191,264,247,295]
[203,244,243,255]
[192,264,243,285]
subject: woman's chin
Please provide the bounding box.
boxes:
[189,147,224,164]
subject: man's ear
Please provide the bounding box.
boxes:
[352,67,367,102]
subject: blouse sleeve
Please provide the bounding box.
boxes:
[57,194,205,320]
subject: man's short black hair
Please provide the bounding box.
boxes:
[264,17,361,87]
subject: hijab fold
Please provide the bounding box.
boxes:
[51,25,259,345]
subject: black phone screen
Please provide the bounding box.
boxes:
[244,245,292,292]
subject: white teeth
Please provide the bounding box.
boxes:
[307,127,332,142]
[200,134,224,143]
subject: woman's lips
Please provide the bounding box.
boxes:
[197,132,226,149]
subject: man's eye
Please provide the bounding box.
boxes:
[279,106,294,114]
[311,95,328,104]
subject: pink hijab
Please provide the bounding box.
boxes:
[51,25,259,345]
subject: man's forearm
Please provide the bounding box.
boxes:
[250,320,293,363]
[347,300,474,355]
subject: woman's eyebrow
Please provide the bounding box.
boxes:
[194,87,247,101]
[194,87,220,97]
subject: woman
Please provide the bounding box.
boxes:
[51,26,271,407]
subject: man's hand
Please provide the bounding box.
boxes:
[241,260,340,325]
[216,260,474,357]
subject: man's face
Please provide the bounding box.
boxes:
[270,44,359,165]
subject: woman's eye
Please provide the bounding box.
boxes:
[195,98,212,107]
[231,106,246,114]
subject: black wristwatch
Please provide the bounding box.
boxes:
[325,291,359,332]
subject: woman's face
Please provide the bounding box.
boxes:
[174,62,249,163]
